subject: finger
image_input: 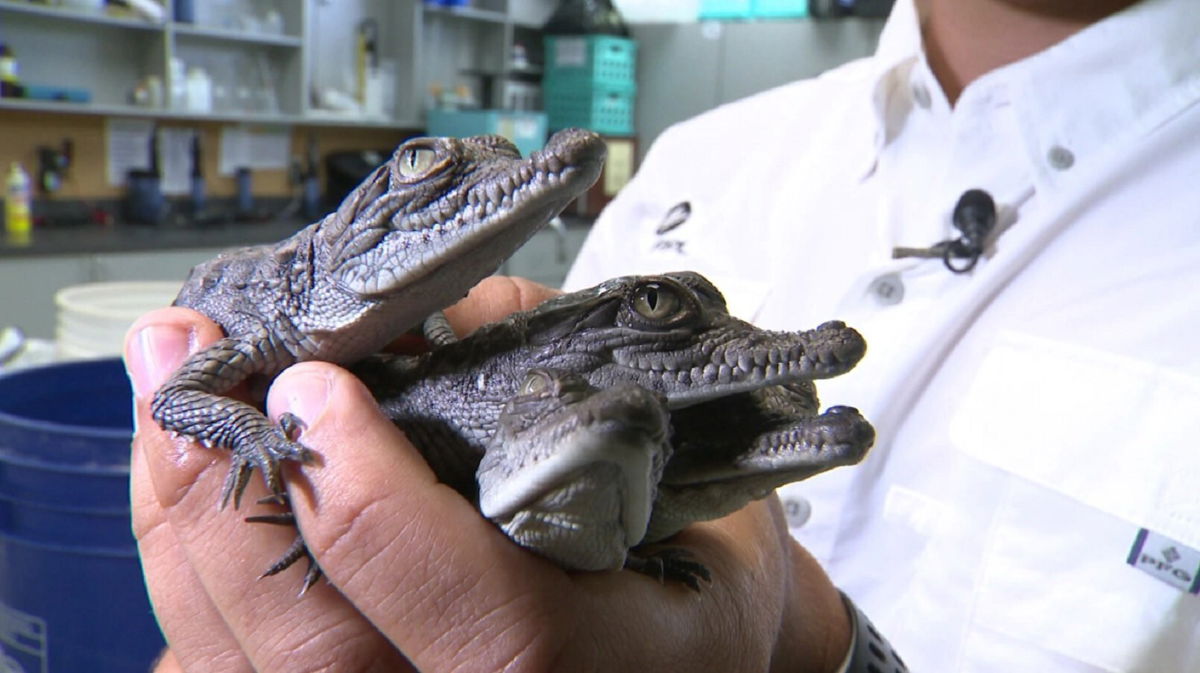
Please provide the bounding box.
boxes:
[128,309,257,672]
[152,648,183,673]
[570,501,794,670]
[271,362,578,673]
[131,402,253,672]
[442,275,561,336]
[128,312,412,672]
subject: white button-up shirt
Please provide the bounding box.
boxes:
[565,0,1200,669]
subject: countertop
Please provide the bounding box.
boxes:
[0,212,596,259]
[0,219,308,258]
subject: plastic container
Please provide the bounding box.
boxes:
[55,281,181,360]
[699,0,754,18]
[0,358,165,672]
[753,0,808,17]
[426,109,549,159]
[543,35,637,89]
[543,81,636,135]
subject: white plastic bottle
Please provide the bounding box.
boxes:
[186,67,213,112]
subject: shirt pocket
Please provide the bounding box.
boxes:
[947,331,1200,672]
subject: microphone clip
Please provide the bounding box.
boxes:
[893,189,997,274]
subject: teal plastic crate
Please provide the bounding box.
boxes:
[425,109,548,158]
[753,0,808,17]
[699,0,753,19]
[543,35,637,88]
[544,81,635,135]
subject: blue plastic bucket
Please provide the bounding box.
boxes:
[0,358,164,672]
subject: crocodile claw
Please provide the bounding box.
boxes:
[625,547,712,592]
[219,414,315,510]
[245,493,325,594]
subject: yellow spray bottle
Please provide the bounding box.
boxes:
[4,162,32,243]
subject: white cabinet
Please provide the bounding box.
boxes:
[0,0,307,122]
[0,0,555,127]
[0,248,223,339]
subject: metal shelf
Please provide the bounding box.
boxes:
[422,4,508,24]
[0,0,163,30]
[0,97,417,129]
[171,23,304,48]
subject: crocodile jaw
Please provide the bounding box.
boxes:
[333,128,606,298]
[606,321,867,408]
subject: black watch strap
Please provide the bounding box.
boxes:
[840,592,909,673]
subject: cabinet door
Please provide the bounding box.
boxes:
[89,249,223,282]
[0,256,92,339]
[502,226,590,289]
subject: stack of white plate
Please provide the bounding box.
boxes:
[55,282,182,360]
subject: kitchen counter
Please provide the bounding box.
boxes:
[0,211,593,339]
[0,218,308,259]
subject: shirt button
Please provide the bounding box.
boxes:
[1048,145,1075,170]
[868,273,905,305]
[782,496,812,529]
[911,82,932,109]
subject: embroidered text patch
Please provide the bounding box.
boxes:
[1127,528,1200,593]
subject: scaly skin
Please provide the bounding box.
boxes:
[479,373,872,589]
[359,271,868,496]
[152,129,606,507]
[255,271,870,590]
[646,384,875,543]
[478,368,673,574]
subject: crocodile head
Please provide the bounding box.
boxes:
[321,128,606,299]
[522,271,867,407]
[367,270,871,501]
[643,384,875,542]
[477,368,671,571]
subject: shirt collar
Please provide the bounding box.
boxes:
[864,0,1200,184]
[997,0,1200,183]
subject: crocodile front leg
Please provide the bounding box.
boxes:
[151,335,314,508]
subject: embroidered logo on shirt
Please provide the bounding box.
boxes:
[652,201,690,254]
[655,201,691,234]
[1127,528,1200,594]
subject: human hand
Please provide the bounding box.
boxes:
[126,276,850,673]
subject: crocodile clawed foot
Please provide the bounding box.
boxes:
[624,547,713,592]
[218,423,317,510]
[246,494,325,595]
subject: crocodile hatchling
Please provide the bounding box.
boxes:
[151,129,606,507]
[248,271,872,589]
[478,368,873,589]
[251,271,871,589]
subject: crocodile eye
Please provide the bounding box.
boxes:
[520,370,552,396]
[397,146,438,178]
[632,282,681,320]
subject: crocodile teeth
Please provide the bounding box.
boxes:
[717,365,732,384]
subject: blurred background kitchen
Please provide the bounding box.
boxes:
[0,0,888,364]
[0,2,889,671]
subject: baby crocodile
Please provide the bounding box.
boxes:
[151,130,605,507]
[253,271,870,590]
[478,371,872,589]
[358,271,867,497]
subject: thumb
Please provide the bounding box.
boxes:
[266,361,572,672]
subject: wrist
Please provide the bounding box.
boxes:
[770,541,852,673]
[838,592,908,673]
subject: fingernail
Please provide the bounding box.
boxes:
[277,368,332,427]
[126,323,191,399]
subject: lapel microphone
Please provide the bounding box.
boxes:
[893,188,998,273]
